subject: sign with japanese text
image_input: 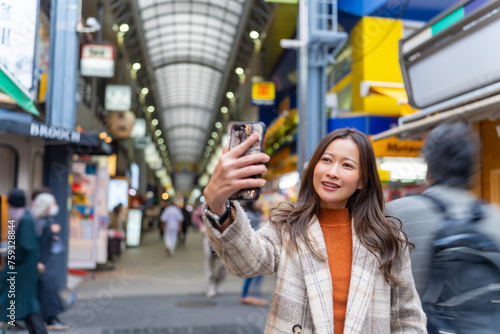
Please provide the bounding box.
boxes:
[251,81,276,106]
[80,43,115,78]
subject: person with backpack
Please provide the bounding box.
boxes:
[386,121,500,334]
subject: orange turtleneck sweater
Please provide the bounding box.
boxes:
[318,208,352,334]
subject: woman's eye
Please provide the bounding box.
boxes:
[344,163,354,169]
[321,157,331,163]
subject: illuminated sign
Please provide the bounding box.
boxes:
[251,81,276,106]
[371,137,422,157]
[80,43,115,78]
[126,209,142,247]
[105,85,131,111]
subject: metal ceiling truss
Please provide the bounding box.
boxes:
[106,0,278,191]
[106,0,171,173]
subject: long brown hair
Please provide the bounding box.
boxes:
[270,128,412,286]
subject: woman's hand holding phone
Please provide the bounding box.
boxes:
[203,133,270,217]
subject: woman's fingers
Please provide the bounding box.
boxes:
[231,164,268,180]
[227,133,260,158]
[222,140,230,154]
[204,133,268,213]
[233,152,269,168]
[232,177,267,190]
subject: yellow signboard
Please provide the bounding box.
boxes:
[251,81,276,106]
[371,136,422,157]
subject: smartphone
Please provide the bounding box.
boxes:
[228,121,267,200]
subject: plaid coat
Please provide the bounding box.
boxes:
[204,201,426,333]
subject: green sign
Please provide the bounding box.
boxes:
[0,63,39,116]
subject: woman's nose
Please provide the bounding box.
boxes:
[326,164,340,178]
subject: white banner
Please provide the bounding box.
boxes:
[0,0,38,92]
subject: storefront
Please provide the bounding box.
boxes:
[372,0,500,205]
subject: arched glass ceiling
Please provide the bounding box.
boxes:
[137,0,246,168]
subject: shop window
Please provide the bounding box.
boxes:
[0,145,18,195]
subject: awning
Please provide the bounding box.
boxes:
[0,63,39,116]
[371,93,500,141]
[0,109,113,155]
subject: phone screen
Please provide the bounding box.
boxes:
[228,122,266,200]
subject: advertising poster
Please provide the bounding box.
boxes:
[0,0,38,93]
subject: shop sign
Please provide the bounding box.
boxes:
[107,111,136,139]
[371,136,422,157]
[251,81,276,106]
[130,118,146,138]
[134,136,151,148]
[105,85,131,111]
[80,43,115,78]
[30,123,81,143]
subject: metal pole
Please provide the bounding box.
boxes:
[297,0,309,174]
[46,0,79,289]
[282,0,346,176]
[47,0,79,128]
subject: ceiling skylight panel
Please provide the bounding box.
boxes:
[137,0,155,8]
[167,137,202,147]
[149,43,225,59]
[146,34,228,52]
[173,0,190,12]
[160,94,213,106]
[156,2,176,16]
[171,13,191,24]
[145,26,233,45]
[141,6,165,20]
[168,130,205,143]
[227,1,244,13]
[143,18,160,31]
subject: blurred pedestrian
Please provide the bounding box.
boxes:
[30,186,53,237]
[178,199,191,247]
[239,201,268,306]
[158,201,166,240]
[192,203,226,298]
[31,193,69,331]
[385,122,500,333]
[202,128,426,333]
[160,200,183,256]
[108,203,126,261]
[0,189,47,334]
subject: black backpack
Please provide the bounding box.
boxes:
[419,193,500,334]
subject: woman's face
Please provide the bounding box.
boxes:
[313,138,363,209]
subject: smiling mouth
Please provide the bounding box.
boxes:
[322,182,340,189]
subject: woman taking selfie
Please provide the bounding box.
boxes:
[203,128,426,333]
